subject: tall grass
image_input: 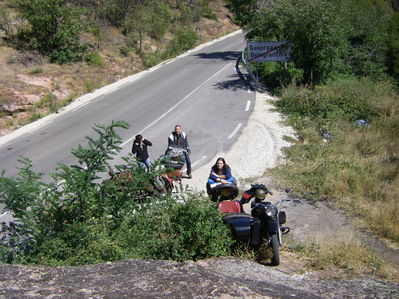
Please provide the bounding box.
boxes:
[271,77,399,241]
[285,234,398,281]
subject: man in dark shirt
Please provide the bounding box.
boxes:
[167,124,192,178]
[132,134,152,171]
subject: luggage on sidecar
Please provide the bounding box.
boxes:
[222,213,261,247]
[164,148,185,168]
[206,182,239,202]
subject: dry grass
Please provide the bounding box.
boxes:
[272,79,399,243]
[286,233,399,282]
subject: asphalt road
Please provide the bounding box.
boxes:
[0,31,254,216]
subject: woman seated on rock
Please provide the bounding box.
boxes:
[207,157,235,185]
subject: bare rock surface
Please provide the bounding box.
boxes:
[1,258,398,298]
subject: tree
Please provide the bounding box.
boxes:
[13,0,86,63]
[123,1,171,53]
[229,0,399,86]
[225,0,259,27]
[338,0,399,79]
[248,0,349,85]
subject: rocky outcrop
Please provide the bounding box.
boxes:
[1,258,398,298]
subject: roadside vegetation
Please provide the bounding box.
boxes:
[227,0,399,278]
[284,233,399,281]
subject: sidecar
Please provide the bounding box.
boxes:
[222,212,261,247]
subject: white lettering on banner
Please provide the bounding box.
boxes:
[247,41,290,62]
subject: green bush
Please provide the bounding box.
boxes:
[257,61,303,91]
[142,51,163,68]
[246,0,348,85]
[162,29,197,59]
[84,51,105,66]
[117,195,233,262]
[13,0,86,64]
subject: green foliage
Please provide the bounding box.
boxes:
[257,62,303,91]
[229,0,399,86]
[162,29,198,58]
[141,29,198,67]
[84,51,105,66]
[0,2,13,36]
[248,0,348,85]
[276,77,378,129]
[0,121,234,265]
[123,1,172,54]
[117,194,233,261]
[13,0,86,63]
[28,67,43,74]
[142,51,163,68]
[100,0,134,27]
[225,0,258,27]
[339,0,399,80]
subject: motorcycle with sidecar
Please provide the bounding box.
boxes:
[217,184,290,266]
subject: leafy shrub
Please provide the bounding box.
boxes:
[162,29,197,59]
[117,194,233,262]
[246,0,348,85]
[142,51,163,68]
[84,51,105,66]
[13,0,86,64]
[340,0,399,80]
[257,61,303,91]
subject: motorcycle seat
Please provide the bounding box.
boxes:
[218,200,243,214]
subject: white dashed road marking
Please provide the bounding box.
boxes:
[227,123,242,139]
[245,100,251,111]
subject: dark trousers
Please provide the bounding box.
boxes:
[184,152,191,175]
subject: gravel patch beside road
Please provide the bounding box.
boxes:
[187,91,295,193]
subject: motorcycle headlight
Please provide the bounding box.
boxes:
[265,205,277,217]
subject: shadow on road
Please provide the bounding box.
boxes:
[195,51,253,91]
[213,75,248,91]
[194,51,241,61]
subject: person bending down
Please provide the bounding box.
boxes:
[208,157,235,185]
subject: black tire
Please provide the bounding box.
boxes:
[271,233,280,266]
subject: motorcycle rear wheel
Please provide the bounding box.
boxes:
[271,234,280,266]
